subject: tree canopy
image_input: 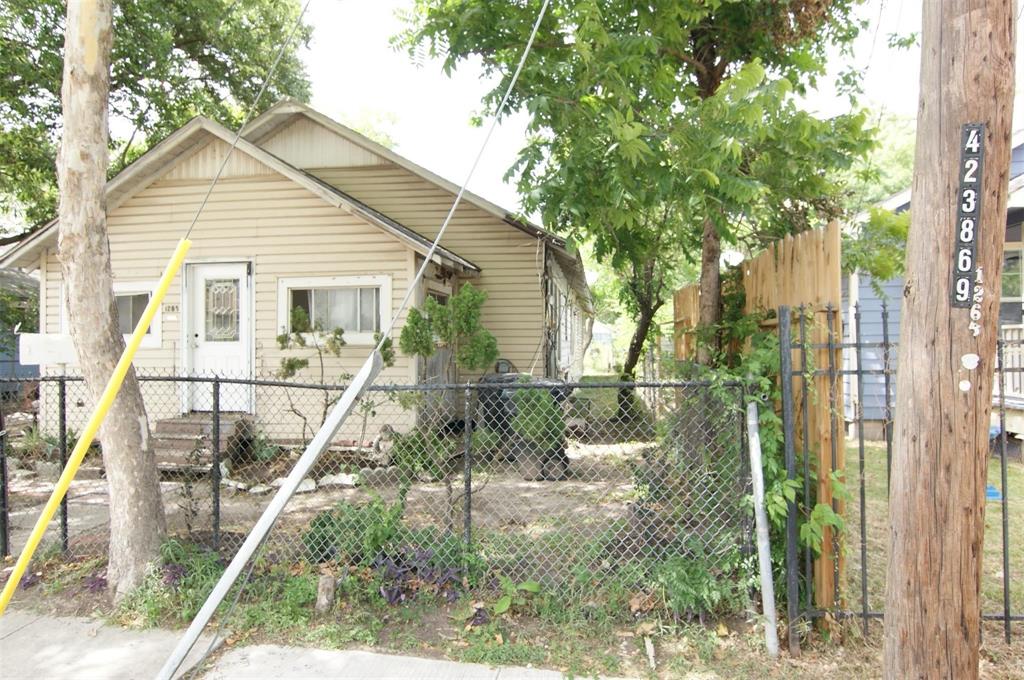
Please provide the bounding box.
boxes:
[0,0,311,234]
[398,0,874,368]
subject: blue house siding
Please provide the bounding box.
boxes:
[844,276,902,423]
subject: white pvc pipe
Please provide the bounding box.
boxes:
[747,401,780,658]
[156,351,383,680]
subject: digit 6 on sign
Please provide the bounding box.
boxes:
[958,249,973,272]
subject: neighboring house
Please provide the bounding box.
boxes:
[0,100,592,441]
[844,141,1024,437]
[0,268,39,398]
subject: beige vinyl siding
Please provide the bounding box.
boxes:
[164,138,276,181]
[40,173,417,441]
[260,117,387,169]
[311,165,546,377]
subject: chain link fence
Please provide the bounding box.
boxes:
[1,374,751,605]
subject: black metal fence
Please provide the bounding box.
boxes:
[778,303,1021,644]
[0,374,751,599]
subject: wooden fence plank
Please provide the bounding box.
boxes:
[672,221,844,614]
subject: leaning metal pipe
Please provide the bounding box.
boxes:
[747,401,780,658]
[156,351,383,680]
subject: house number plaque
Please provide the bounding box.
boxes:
[951,123,985,308]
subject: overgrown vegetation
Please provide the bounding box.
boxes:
[398,282,498,374]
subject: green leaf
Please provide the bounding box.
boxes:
[493,594,512,615]
[517,580,541,594]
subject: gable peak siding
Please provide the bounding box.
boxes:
[260,117,387,169]
[164,138,276,181]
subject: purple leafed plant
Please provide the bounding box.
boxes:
[373,545,466,605]
[162,563,187,589]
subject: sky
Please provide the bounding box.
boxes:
[297,0,1024,220]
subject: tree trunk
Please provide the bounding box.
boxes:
[695,217,721,365]
[883,2,1014,678]
[57,0,166,601]
[617,300,659,420]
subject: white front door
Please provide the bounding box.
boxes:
[186,262,252,412]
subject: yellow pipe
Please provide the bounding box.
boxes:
[0,238,191,615]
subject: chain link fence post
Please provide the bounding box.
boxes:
[462,386,474,551]
[211,377,221,552]
[0,407,9,558]
[58,376,69,555]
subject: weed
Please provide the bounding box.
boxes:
[303,497,404,564]
[655,554,749,620]
[455,622,548,667]
[42,556,106,595]
[117,539,224,626]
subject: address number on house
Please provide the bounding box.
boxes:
[952,123,985,308]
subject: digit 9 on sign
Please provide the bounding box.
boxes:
[955,277,971,302]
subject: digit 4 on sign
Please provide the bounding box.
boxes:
[951,123,985,309]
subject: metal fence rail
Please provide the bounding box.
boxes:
[779,303,1020,644]
[0,376,751,602]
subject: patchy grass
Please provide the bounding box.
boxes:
[8,440,1021,679]
[844,443,1023,620]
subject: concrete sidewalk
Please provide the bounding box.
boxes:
[0,611,623,680]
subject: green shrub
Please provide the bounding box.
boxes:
[655,554,747,618]
[15,426,97,462]
[511,387,565,450]
[390,429,458,481]
[303,497,404,564]
[470,427,501,457]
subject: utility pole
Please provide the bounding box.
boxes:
[884,2,1014,679]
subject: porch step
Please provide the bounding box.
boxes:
[152,413,250,472]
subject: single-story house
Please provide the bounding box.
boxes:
[844,139,1024,437]
[1,100,592,444]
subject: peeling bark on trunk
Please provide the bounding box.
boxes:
[57,0,165,601]
[695,217,722,366]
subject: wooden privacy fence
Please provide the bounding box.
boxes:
[673,221,846,612]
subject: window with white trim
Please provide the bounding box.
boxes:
[60,281,161,348]
[116,292,151,335]
[278,275,391,345]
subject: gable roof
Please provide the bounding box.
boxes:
[0,117,479,274]
[243,99,592,311]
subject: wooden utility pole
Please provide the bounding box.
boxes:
[884,2,1014,678]
[57,0,166,599]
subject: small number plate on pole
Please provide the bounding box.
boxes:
[951,123,985,308]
